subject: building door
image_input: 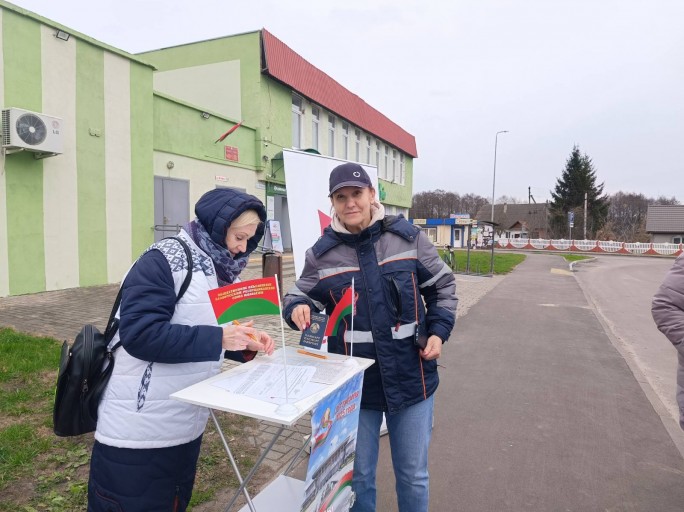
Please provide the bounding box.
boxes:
[154,177,189,242]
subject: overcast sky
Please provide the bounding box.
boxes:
[10,0,684,203]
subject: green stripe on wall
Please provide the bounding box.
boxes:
[76,40,107,286]
[3,11,45,295]
[130,63,154,258]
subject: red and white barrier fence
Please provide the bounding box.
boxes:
[496,239,683,257]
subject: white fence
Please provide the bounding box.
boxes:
[496,239,683,257]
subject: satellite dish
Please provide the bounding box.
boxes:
[16,113,47,146]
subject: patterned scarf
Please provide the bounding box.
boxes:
[184,219,248,286]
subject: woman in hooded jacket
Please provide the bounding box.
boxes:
[88,188,274,512]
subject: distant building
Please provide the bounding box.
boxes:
[474,203,549,240]
[409,215,471,248]
[646,205,684,243]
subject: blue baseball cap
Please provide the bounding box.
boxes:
[328,163,372,196]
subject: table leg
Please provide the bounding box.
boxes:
[284,433,311,476]
[209,410,257,512]
[223,424,287,511]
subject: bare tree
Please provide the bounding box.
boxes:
[654,195,680,206]
[606,192,649,241]
[496,195,520,204]
[603,192,680,242]
[461,193,489,218]
[410,190,488,219]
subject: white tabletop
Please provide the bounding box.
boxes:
[170,346,374,426]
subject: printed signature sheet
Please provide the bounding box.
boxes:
[210,352,357,404]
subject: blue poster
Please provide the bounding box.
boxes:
[301,371,364,512]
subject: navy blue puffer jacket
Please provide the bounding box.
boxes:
[283,215,457,414]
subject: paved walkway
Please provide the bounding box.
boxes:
[377,252,684,511]
[0,254,501,480]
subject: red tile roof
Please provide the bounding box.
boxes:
[261,29,418,158]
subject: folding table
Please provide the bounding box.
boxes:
[171,346,373,511]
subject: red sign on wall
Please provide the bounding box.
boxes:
[225,146,239,161]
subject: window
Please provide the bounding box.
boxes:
[423,227,437,243]
[399,154,405,185]
[384,145,389,180]
[328,115,336,157]
[674,236,684,244]
[311,106,320,151]
[291,94,303,148]
[354,129,361,161]
[366,135,372,164]
[342,122,349,159]
[392,149,397,182]
[375,141,381,172]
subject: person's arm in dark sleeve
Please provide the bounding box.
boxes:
[282,248,325,330]
[118,250,223,363]
[415,232,457,343]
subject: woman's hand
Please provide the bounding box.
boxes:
[222,321,275,355]
[420,335,443,361]
[249,330,275,355]
[290,304,312,331]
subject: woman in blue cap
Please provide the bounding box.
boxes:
[88,188,274,512]
[283,162,457,512]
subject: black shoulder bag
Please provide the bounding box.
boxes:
[53,237,194,437]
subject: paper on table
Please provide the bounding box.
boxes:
[212,363,326,405]
[288,358,348,385]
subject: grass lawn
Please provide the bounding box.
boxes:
[438,249,526,275]
[563,254,592,262]
[0,327,272,512]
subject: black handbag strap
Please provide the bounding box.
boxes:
[105,236,194,350]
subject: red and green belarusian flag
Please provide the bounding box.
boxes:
[324,286,354,337]
[208,277,280,324]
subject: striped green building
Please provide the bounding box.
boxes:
[0,1,417,297]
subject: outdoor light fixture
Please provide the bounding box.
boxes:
[200,112,210,119]
[55,30,70,41]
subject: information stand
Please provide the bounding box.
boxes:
[170,346,373,512]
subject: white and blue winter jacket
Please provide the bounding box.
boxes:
[95,232,246,449]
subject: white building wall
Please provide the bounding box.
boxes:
[41,24,80,291]
[154,61,242,121]
[153,151,266,207]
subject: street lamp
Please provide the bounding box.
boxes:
[490,130,508,274]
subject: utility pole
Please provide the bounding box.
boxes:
[490,130,508,275]
[583,192,588,240]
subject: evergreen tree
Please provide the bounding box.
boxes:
[549,146,609,238]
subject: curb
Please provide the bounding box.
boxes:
[568,256,597,272]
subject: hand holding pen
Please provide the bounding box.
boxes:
[221,320,275,355]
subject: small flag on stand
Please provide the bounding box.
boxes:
[208,277,280,324]
[324,286,354,337]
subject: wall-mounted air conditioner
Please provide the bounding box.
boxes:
[1,107,63,157]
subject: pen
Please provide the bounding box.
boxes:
[233,320,258,342]
[297,349,329,360]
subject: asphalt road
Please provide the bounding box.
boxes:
[376,252,684,512]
